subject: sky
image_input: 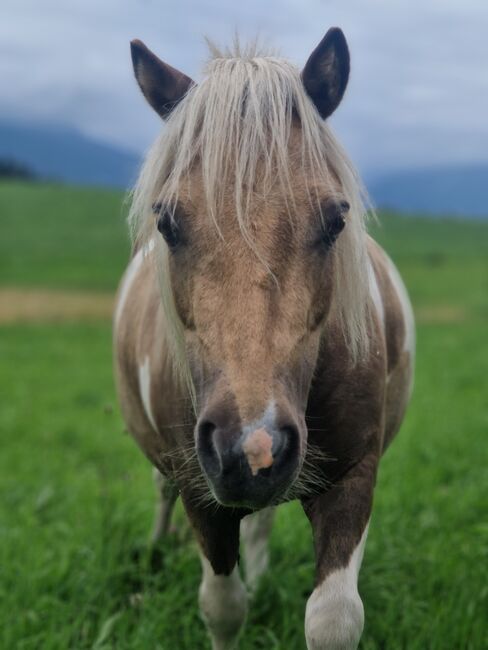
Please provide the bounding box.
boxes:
[1,0,488,177]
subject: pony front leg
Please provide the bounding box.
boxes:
[301,454,377,650]
[181,492,249,649]
[199,555,248,650]
[241,507,275,592]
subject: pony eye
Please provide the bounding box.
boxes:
[321,213,345,248]
[153,204,181,250]
[316,200,349,250]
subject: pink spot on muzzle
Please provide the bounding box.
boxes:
[242,427,274,476]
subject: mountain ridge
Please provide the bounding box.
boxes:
[368,163,488,218]
[0,120,140,189]
[1,119,487,217]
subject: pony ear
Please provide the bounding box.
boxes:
[301,28,350,119]
[130,39,194,119]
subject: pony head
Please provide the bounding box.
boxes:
[129,30,370,509]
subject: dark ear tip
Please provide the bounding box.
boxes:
[324,27,348,51]
[326,26,345,38]
[130,39,146,59]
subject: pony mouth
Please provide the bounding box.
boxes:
[203,441,334,509]
[208,481,293,510]
[203,458,302,510]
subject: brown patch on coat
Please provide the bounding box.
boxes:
[383,351,412,450]
[181,488,249,575]
[301,451,376,585]
[300,244,412,584]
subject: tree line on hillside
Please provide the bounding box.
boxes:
[0,159,36,180]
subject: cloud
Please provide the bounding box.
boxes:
[1,0,487,175]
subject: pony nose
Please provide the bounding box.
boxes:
[197,417,299,475]
[196,410,301,508]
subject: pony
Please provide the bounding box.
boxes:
[114,28,415,650]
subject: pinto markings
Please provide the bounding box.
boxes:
[114,239,155,328]
[305,523,369,650]
[386,255,415,357]
[138,356,158,433]
[116,31,415,650]
[198,555,248,650]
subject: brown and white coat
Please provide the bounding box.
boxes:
[114,28,414,650]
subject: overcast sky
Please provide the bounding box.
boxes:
[1,0,487,176]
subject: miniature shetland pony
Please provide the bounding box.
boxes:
[114,28,414,649]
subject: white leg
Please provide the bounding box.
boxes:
[199,555,248,650]
[150,468,178,544]
[305,524,369,650]
[240,507,275,592]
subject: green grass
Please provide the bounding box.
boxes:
[370,212,488,319]
[0,181,129,290]
[0,181,487,648]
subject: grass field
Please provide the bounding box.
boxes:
[1,181,487,649]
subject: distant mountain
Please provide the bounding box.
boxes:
[368,164,488,218]
[2,120,487,217]
[0,120,141,188]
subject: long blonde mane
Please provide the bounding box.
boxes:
[129,41,372,398]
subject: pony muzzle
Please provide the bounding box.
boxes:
[196,409,301,509]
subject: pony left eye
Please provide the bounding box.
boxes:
[153,203,181,250]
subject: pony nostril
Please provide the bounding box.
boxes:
[196,420,220,474]
[198,419,217,440]
[274,424,300,467]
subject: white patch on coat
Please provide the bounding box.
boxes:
[138,355,158,432]
[114,239,155,328]
[241,507,275,592]
[198,556,248,650]
[242,401,276,438]
[241,401,278,475]
[386,256,415,358]
[305,523,369,650]
[367,259,384,329]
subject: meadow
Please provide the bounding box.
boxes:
[1,180,487,649]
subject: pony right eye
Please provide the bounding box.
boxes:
[156,209,181,250]
[314,199,349,251]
